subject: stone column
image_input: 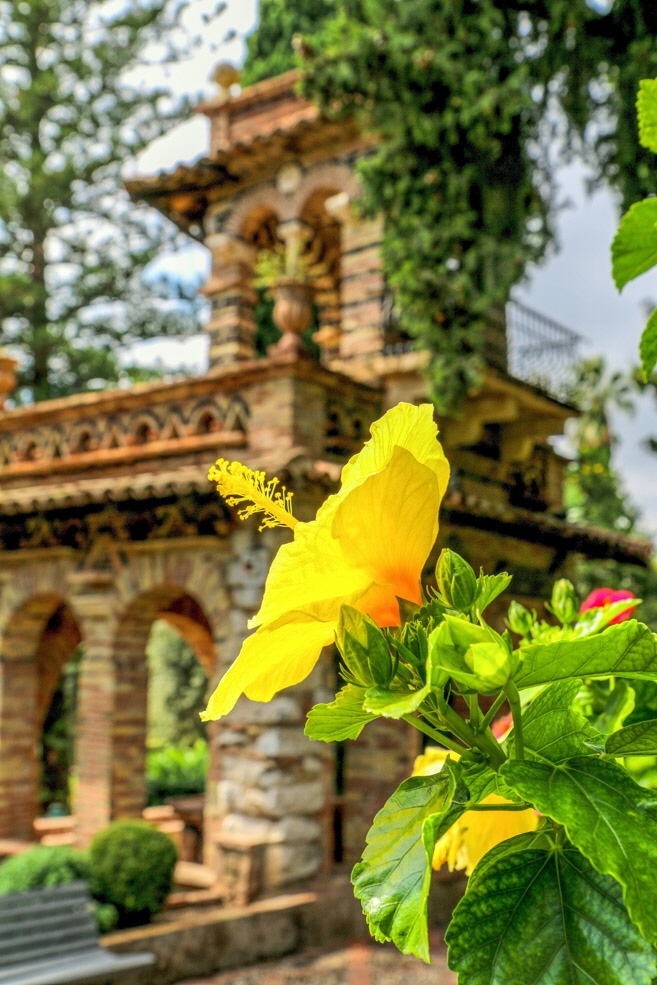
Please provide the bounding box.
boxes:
[203,531,333,901]
[69,572,118,845]
[203,233,258,369]
[0,641,38,839]
[326,192,386,375]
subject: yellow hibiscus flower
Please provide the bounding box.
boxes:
[413,747,538,876]
[202,402,450,720]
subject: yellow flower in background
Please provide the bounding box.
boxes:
[413,747,538,876]
[202,402,450,721]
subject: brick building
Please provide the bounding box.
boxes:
[0,70,648,899]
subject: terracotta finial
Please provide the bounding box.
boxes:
[211,62,241,103]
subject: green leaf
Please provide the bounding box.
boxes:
[363,683,430,718]
[638,78,657,153]
[592,679,635,734]
[612,198,657,290]
[501,756,657,944]
[304,684,376,741]
[521,679,603,763]
[607,719,657,756]
[446,838,657,985]
[352,769,457,962]
[475,571,512,614]
[640,307,657,380]
[514,620,657,690]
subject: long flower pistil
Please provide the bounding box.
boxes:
[208,459,298,531]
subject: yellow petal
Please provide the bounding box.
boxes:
[432,794,539,875]
[249,518,372,629]
[201,615,334,720]
[332,446,440,603]
[339,402,450,502]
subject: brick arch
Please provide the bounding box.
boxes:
[107,577,221,820]
[289,163,360,218]
[0,592,82,839]
[224,186,290,238]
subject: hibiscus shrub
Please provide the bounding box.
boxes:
[204,401,657,985]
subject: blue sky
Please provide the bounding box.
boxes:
[126,0,657,536]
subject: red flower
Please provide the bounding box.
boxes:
[579,588,637,624]
[491,711,513,740]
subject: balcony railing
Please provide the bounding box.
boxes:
[383,299,583,403]
[504,300,583,402]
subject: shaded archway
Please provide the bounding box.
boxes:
[0,594,81,839]
[107,586,214,824]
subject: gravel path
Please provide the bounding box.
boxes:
[178,932,457,985]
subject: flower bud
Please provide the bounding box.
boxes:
[435,549,478,611]
[506,600,535,637]
[337,605,396,687]
[550,579,579,626]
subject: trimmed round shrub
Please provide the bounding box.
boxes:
[89,820,177,928]
[0,845,89,895]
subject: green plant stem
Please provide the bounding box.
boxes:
[435,701,506,771]
[402,714,469,757]
[480,692,507,731]
[504,680,524,760]
[467,693,482,728]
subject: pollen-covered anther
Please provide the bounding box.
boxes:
[208,459,298,531]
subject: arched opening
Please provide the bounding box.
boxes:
[109,586,213,862]
[0,594,82,839]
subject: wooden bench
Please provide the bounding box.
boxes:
[0,881,155,985]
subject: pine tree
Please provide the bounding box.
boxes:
[0,0,202,402]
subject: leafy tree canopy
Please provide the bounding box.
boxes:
[243,0,657,411]
[0,0,203,402]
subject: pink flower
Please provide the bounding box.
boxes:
[579,588,637,624]
[491,711,513,740]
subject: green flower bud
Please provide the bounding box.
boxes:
[549,579,579,626]
[337,605,396,687]
[506,599,535,637]
[435,549,478,611]
[429,614,517,693]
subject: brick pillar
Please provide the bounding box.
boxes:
[326,192,386,371]
[203,233,257,368]
[0,589,63,840]
[0,654,38,839]
[70,573,117,844]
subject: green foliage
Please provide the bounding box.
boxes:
[89,820,177,928]
[352,770,455,962]
[612,77,657,379]
[564,358,639,534]
[290,1,657,412]
[514,620,656,689]
[502,757,657,944]
[39,647,82,812]
[446,836,657,985]
[606,719,657,756]
[294,551,657,974]
[146,739,208,806]
[147,620,208,747]
[520,679,603,763]
[305,684,376,741]
[0,845,89,895]
[241,0,338,87]
[0,0,202,401]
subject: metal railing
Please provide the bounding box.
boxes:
[382,299,583,403]
[503,299,583,402]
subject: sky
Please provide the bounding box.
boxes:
[125,0,657,537]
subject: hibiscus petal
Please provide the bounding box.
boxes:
[339,402,450,501]
[202,615,335,720]
[332,446,440,603]
[249,518,371,629]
